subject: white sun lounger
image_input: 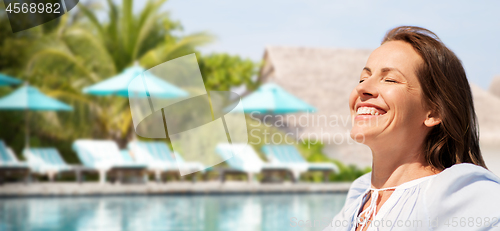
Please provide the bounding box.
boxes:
[22,148,84,182]
[0,140,30,184]
[128,141,204,182]
[216,143,299,182]
[72,140,147,184]
[261,145,339,182]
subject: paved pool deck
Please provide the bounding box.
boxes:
[0,181,351,197]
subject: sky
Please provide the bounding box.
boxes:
[161,0,500,89]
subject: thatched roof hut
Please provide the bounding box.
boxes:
[488,75,500,98]
[478,80,500,176]
[472,84,500,143]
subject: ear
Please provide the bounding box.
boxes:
[424,110,441,127]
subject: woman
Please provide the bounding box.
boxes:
[324,26,500,231]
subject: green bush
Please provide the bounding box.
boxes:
[299,139,371,182]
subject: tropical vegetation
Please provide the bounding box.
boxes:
[0,0,361,182]
[0,0,258,163]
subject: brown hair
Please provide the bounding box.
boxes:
[382,26,486,170]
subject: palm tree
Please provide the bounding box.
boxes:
[78,0,213,70]
[25,0,213,146]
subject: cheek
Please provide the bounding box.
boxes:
[384,87,426,123]
[381,87,402,107]
[348,89,358,110]
[407,94,428,122]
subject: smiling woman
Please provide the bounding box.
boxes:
[324,26,500,231]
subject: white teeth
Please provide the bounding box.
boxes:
[356,107,384,116]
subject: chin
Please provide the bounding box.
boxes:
[350,128,367,144]
[350,127,378,144]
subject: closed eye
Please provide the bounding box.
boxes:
[359,77,368,83]
[385,79,398,83]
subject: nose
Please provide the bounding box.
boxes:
[355,77,379,100]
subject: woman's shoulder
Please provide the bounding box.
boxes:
[427,163,500,190]
[323,172,371,231]
[425,163,500,200]
[345,172,371,201]
[424,163,500,221]
[438,162,498,177]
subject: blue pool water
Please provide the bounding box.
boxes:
[0,193,346,231]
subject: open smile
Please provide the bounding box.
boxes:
[354,103,387,120]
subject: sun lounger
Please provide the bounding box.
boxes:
[216,143,297,182]
[0,140,30,184]
[72,140,148,184]
[22,148,93,182]
[120,149,135,164]
[261,145,339,182]
[128,141,204,182]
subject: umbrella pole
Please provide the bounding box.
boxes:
[25,109,30,149]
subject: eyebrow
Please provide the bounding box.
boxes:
[362,67,405,78]
[381,67,404,76]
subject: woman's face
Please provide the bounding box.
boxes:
[349,40,432,146]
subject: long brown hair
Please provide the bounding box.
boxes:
[382,26,486,170]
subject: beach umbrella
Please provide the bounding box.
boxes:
[0,84,72,147]
[239,83,316,114]
[82,66,188,98]
[82,65,188,141]
[0,73,22,86]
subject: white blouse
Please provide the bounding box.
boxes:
[323,163,500,231]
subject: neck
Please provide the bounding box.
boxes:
[369,141,439,189]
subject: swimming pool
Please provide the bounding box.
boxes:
[0,193,346,231]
